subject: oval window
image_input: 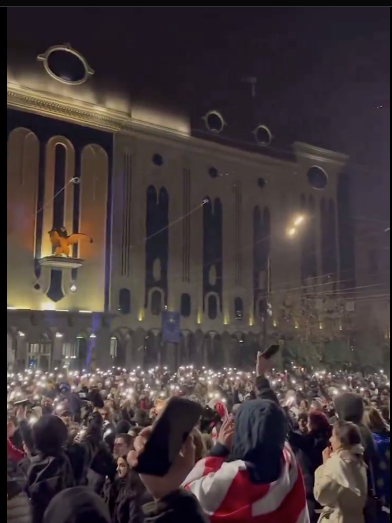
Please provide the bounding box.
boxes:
[37,44,94,86]
[254,125,272,146]
[204,110,225,134]
[307,166,328,190]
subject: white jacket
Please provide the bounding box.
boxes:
[314,447,368,523]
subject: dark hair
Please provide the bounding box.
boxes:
[298,412,308,423]
[87,389,104,409]
[116,433,133,447]
[309,411,331,435]
[118,455,146,499]
[334,420,362,449]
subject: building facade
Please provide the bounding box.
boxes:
[8,43,352,371]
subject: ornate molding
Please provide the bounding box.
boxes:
[7,82,133,132]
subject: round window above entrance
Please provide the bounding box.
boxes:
[37,44,94,86]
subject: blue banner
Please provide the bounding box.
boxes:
[162,311,181,343]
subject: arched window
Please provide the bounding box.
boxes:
[208,295,218,320]
[151,290,163,316]
[119,288,131,314]
[258,299,266,318]
[181,293,191,317]
[27,333,52,372]
[76,336,88,370]
[234,297,243,321]
[110,337,118,358]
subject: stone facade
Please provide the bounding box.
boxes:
[7,44,351,371]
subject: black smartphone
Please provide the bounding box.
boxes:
[134,397,202,477]
[13,398,34,408]
[7,480,23,501]
[262,344,280,360]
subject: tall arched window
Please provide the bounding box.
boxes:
[27,333,52,372]
[151,290,163,316]
[181,293,191,317]
[119,288,131,314]
[234,297,243,321]
[208,295,218,320]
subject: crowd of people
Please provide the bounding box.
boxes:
[7,355,390,523]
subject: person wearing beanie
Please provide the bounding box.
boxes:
[43,487,110,523]
[24,413,104,523]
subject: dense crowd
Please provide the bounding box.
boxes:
[7,355,390,523]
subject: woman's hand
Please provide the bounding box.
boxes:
[256,351,271,377]
[128,426,196,500]
[322,446,332,464]
[218,417,235,450]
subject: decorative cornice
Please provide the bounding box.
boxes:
[7,81,296,172]
[293,141,349,167]
[7,82,133,132]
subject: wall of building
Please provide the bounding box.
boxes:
[7,105,349,370]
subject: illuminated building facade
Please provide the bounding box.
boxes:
[7,43,351,371]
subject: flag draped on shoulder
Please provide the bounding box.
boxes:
[185,444,309,523]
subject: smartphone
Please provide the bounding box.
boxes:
[134,397,202,477]
[13,399,34,408]
[262,344,280,360]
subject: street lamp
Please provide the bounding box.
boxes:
[294,215,305,226]
[287,215,306,237]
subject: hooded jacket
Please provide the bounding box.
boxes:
[43,487,110,523]
[26,414,103,523]
[185,399,309,523]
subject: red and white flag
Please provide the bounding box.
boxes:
[185,444,309,523]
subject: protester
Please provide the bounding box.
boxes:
[43,487,110,523]
[5,358,390,523]
[183,354,309,523]
[363,406,391,518]
[107,455,150,523]
[314,421,368,523]
[129,429,209,522]
[7,457,32,523]
[289,411,331,522]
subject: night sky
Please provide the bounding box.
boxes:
[7,7,390,177]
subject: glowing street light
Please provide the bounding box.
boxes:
[287,214,306,238]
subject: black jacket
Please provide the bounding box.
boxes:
[255,375,280,405]
[288,430,330,497]
[142,490,209,523]
[23,414,103,523]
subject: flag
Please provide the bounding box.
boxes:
[162,311,181,343]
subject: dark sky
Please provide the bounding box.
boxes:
[7,7,390,170]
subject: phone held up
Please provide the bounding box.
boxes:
[261,344,280,360]
[133,396,203,477]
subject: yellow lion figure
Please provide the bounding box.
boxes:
[49,227,93,257]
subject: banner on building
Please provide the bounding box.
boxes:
[162,311,181,343]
